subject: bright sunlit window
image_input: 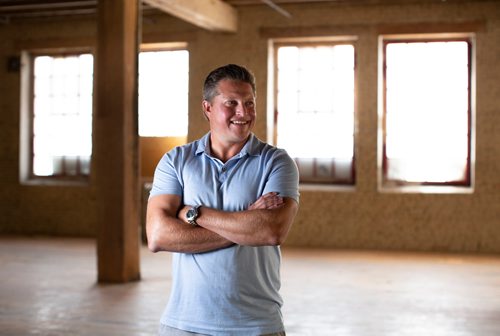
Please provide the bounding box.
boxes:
[138,49,189,137]
[32,53,93,177]
[274,42,356,184]
[381,37,473,189]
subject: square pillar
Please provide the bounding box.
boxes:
[94,0,141,282]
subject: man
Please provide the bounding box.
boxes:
[147,64,299,336]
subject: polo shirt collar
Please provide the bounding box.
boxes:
[195,132,261,158]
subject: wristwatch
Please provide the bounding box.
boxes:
[186,205,201,226]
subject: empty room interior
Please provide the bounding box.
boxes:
[0,0,499,335]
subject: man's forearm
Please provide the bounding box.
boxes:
[146,195,234,254]
[148,216,233,253]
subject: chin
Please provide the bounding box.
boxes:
[230,132,251,143]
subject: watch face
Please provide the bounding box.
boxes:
[187,208,197,220]
[186,206,200,226]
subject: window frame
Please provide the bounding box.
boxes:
[378,33,475,192]
[269,37,358,186]
[20,48,94,185]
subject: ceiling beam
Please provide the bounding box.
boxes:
[143,0,238,32]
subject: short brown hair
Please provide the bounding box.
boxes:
[203,64,256,102]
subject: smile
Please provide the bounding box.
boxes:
[231,120,249,125]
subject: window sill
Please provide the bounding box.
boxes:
[299,183,356,193]
[378,185,474,194]
[20,178,90,187]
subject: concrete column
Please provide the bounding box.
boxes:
[94,0,141,282]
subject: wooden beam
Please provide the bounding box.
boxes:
[95,0,141,283]
[376,20,486,35]
[143,0,237,32]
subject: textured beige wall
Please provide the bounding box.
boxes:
[140,137,187,178]
[0,1,499,252]
[0,17,99,237]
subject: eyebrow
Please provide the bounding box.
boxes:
[221,94,255,100]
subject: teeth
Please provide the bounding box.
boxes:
[232,121,248,125]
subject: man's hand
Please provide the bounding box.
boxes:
[248,192,284,210]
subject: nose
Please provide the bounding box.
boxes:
[235,102,248,116]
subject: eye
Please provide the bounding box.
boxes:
[225,100,238,107]
[245,101,255,108]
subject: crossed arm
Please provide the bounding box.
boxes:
[146,192,298,254]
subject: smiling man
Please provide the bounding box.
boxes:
[146,64,300,336]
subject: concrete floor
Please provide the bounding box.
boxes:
[1,236,500,336]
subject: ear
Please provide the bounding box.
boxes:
[202,100,211,121]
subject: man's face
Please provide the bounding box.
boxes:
[203,79,256,147]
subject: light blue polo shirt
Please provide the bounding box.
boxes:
[150,132,299,336]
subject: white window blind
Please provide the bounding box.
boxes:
[275,43,355,184]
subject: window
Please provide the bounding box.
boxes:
[20,45,189,183]
[380,35,474,190]
[272,40,356,184]
[138,47,189,137]
[21,51,93,182]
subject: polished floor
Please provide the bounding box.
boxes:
[1,236,500,336]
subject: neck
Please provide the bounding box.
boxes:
[209,134,250,163]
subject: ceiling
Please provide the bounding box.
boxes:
[0,0,477,23]
[0,1,310,23]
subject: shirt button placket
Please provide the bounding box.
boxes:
[219,166,227,183]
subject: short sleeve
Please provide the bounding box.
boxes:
[149,149,184,198]
[263,149,300,203]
